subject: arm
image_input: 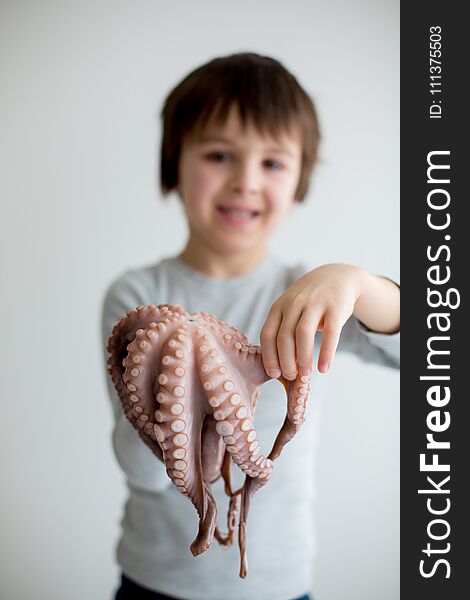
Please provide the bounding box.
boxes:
[353,269,400,335]
[260,263,400,380]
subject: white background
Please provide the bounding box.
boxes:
[0,1,399,599]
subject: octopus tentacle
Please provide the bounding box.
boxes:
[268,374,311,460]
[156,326,219,555]
[238,475,255,578]
[200,414,226,484]
[214,451,241,547]
[194,326,277,575]
[107,305,186,459]
[107,304,187,409]
[196,330,273,481]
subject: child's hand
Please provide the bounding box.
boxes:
[260,264,400,379]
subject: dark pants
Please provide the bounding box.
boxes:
[114,573,312,600]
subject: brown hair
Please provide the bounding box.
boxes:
[160,52,321,202]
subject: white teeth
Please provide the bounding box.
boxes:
[228,210,251,217]
[220,207,258,218]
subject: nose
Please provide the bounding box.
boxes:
[230,159,260,196]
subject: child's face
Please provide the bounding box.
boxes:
[175,105,302,258]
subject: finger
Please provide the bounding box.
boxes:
[277,309,303,380]
[295,309,323,377]
[260,307,283,378]
[317,312,344,373]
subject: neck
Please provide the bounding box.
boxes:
[179,238,269,280]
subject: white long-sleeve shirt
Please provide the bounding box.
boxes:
[101,254,399,600]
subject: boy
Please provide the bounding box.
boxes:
[102,52,399,600]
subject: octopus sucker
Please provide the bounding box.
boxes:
[107,303,312,578]
[173,385,185,397]
[230,393,241,405]
[170,403,184,415]
[215,421,235,436]
[154,424,165,443]
[173,433,188,446]
[170,419,186,433]
[154,410,166,422]
[246,430,256,443]
[213,405,234,421]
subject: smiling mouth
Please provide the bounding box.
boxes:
[216,205,261,218]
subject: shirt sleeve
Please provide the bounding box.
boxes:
[337,316,400,369]
[101,270,172,493]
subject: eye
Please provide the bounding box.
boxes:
[263,159,283,170]
[206,151,230,163]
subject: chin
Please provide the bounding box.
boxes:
[218,243,253,255]
[210,233,255,253]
